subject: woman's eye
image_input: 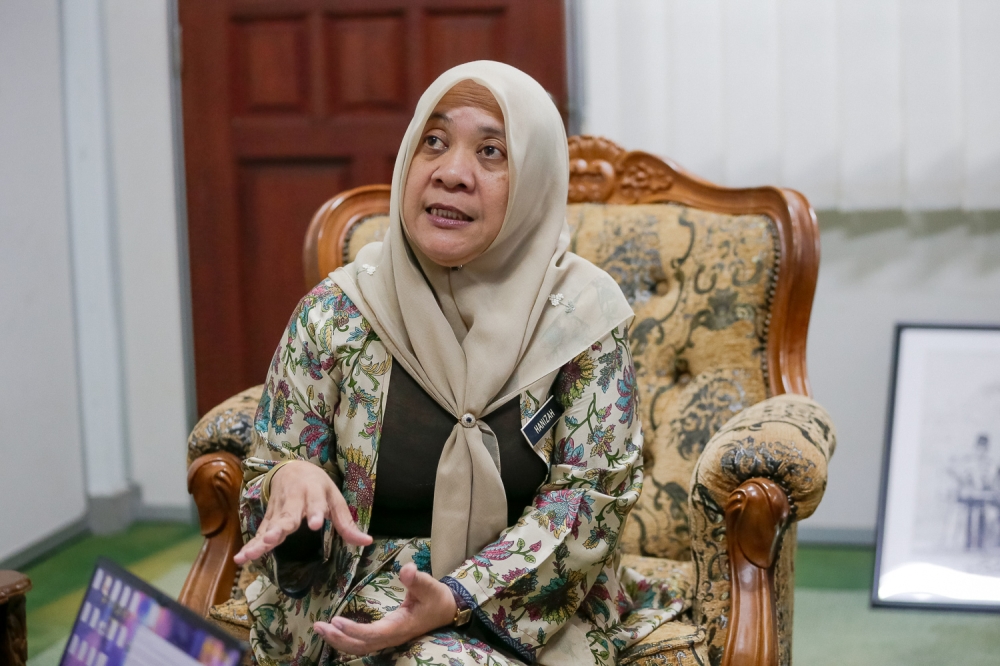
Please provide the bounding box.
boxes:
[425,136,443,149]
[481,145,504,159]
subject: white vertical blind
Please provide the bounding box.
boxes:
[578,0,1000,210]
[669,0,725,182]
[962,0,1000,209]
[778,0,839,208]
[722,0,780,187]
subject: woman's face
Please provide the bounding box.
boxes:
[402,98,509,267]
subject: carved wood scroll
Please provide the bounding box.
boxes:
[568,136,675,204]
[722,479,792,666]
[178,452,245,617]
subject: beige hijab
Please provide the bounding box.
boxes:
[333,61,632,577]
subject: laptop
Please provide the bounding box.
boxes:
[60,557,247,666]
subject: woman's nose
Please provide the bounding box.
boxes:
[434,148,475,190]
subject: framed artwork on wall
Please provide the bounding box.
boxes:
[874,323,1000,611]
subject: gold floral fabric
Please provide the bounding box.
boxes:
[564,204,778,561]
[689,394,835,665]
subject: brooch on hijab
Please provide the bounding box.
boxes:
[360,264,377,276]
[548,293,575,313]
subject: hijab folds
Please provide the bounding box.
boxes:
[333,61,633,577]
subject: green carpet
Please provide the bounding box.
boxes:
[20,535,1000,664]
[793,588,1000,665]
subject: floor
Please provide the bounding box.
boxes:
[20,526,1000,665]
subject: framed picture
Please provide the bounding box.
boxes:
[873,323,1000,611]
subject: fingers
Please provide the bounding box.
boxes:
[314,621,369,655]
[314,617,403,656]
[327,486,373,547]
[305,491,327,532]
[236,464,372,568]
[234,480,307,565]
[399,563,439,600]
[398,562,418,589]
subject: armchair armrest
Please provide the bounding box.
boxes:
[688,394,836,666]
[179,385,263,616]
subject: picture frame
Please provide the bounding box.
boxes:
[873,323,1000,611]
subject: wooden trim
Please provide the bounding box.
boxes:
[178,452,244,617]
[300,136,819,398]
[721,478,792,666]
[302,184,393,289]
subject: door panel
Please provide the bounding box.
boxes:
[327,14,407,111]
[425,11,505,81]
[238,161,351,381]
[232,18,311,114]
[181,0,566,414]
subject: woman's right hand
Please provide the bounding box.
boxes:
[234,460,372,565]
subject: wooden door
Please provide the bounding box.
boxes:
[180,0,566,414]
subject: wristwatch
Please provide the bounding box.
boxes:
[452,603,472,627]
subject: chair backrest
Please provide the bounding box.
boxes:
[302,136,819,560]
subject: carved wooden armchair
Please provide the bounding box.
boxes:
[179,136,835,666]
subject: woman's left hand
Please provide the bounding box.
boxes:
[314,563,458,655]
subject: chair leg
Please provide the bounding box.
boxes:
[178,452,245,616]
[721,478,791,666]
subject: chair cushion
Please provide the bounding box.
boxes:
[619,622,708,666]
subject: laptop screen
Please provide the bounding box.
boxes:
[60,558,246,666]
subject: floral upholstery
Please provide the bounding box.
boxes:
[690,393,835,665]
[191,202,834,666]
[187,386,264,465]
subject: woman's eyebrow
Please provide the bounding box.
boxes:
[478,124,505,139]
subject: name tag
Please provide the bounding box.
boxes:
[521,396,565,447]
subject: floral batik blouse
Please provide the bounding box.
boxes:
[240,278,685,666]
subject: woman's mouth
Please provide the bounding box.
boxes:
[426,206,473,228]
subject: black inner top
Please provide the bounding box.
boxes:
[368,360,549,538]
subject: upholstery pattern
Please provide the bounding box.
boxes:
[187,385,264,465]
[567,204,778,561]
[689,394,835,665]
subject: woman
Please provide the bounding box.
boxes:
[235,61,684,666]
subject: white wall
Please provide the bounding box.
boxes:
[809,211,1000,537]
[577,0,1000,540]
[0,0,88,562]
[104,0,192,515]
[0,0,191,561]
[578,0,1000,210]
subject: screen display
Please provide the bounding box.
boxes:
[61,558,245,666]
